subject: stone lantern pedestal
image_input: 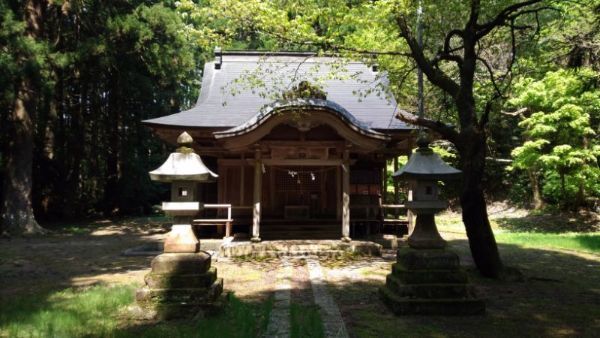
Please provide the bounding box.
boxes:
[379,135,485,315]
[135,132,223,320]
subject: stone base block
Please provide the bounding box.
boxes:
[379,286,485,315]
[396,248,459,270]
[136,278,223,306]
[380,247,485,316]
[391,263,468,284]
[150,252,211,274]
[385,275,474,299]
[136,278,224,320]
[144,267,218,289]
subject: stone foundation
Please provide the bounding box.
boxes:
[219,240,382,258]
[135,252,223,320]
[379,247,485,315]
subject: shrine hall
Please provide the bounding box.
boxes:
[143,50,415,242]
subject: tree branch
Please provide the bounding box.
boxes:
[395,15,460,97]
[475,0,543,39]
[396,110,459,144]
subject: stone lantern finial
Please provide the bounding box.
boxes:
[416,130,431,151]
[177,131,193,146]
[177,131,194,153]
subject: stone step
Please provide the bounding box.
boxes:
[396,248,460,270]
[219,240,382,257]
[150,252,212,274]
[391,263,468,284]
[136,278,223,305]
[385,275,473,299]
[379,285,485,315]
[144,267,218,289]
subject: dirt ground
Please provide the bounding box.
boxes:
[1,216,599,337]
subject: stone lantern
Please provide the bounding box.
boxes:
[395,134,461,249]
[148,131,217,253]
[135,131,223,320]
[379,133,485,315]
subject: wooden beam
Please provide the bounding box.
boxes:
[249,159,354,166]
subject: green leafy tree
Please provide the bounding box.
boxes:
[509,69,600,209]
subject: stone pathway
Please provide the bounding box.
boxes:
[263,257,349,338]
[306,258,349,338]
[264,258,292,338]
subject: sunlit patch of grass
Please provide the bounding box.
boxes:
[290,303,324,338]
[0,284,274,338]
[495,232,600,253]
[125,295,274,338]
[0,284,135,337]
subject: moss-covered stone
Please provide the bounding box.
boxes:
[144,267,218,289]
[379,286,485,315]
[136,278,223,308]
[396,248,459,270]
[391,263,468,284]
[150,252,211,274]
[385,274,473,298]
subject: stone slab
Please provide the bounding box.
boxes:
[219,240,381,258]
[136,278,223,306]
[385,275,473,299]
[379,286,485,315]
[150,252,211,274]
[396,248,460,270]
[391,263,468,284]
[144,267,218,289]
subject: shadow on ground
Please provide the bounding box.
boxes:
[1,218,599,337]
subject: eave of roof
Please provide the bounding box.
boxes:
[213,98,390,141]
[142,51,416,131]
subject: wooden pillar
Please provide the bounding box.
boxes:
[406,151,415,235]
[240,155,245,205]
[252,148,262,242]
[336,166,342,220]
[341,149,351,242]
[393,156,399,218]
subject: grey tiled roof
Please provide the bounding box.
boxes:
[214,98,390,140]
[143,52,412,131]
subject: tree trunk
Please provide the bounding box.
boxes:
[457,130,504,278]
[528,169,544,210]
[1,0,46,235]
[1,81,46,235]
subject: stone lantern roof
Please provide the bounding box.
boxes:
[149,132,218,182]
[393,133,461,180]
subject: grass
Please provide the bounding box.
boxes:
[436,212,600,254]
[0,285,273,338]
[494,232,600,254]
[290,304,324,338]
[0,284,135,338]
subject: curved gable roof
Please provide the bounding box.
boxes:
[214,98,389,140]
[143,51,413,131]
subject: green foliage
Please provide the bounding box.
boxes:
[281,81,327,101]
[0,1,207,219]
[509,68,600,208]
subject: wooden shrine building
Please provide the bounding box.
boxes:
[144,51,414,241]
